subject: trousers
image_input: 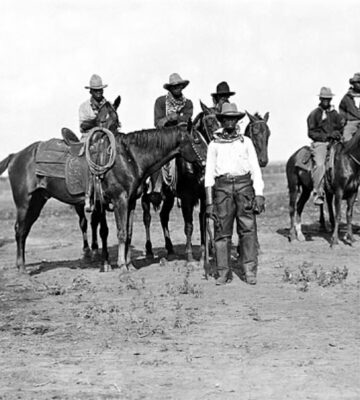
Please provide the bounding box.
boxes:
[310,142,328,196]
[213,173,258,277]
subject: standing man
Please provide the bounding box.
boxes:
[307,87,345,206]
[204,103,265,286]
[339,72,360,142]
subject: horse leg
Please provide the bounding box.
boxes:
[325,191,334,230]
[294,188,311,241]
[141,194,154,258]
[15,191,47,273]
[330,190,343,247]
[180,196,195,262]
[343,193,357,245]
[113,194,129,274]
[160,189,175,260]
[74,204,91,257]
[125,198,137,271]
[98,207,111,272]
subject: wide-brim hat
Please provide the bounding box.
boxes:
[211,81,235,97]
[216,102,246,120]
[85,74,108,90]
[318,86,334,98]
[163,73,189,90]
[349,73,360,84]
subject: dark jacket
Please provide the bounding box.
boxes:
[339,89,360,121]
[307,106,345,142]
[154,95,193,128]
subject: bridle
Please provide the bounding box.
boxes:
[202,113,220,143]
[190,128,208,166]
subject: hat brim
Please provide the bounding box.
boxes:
[216,112,246,121]
[318,94,334,98]
[163,80,189,90]
[350,79,360,84]
[85,84,108,89]
[211,91,235,97]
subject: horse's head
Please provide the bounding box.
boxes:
[178,120,208,167]
[197,100,220,143]
[245,111,270,167]
[96,96,121,134]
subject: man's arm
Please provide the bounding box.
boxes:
[154,97,169,128]
[307,110,328,142]
[178,99,194,124]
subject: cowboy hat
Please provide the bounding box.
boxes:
[349,73,360,85]
[163,73,189,90]
[85,74,108,90]
[318,87,334,98]
[211,81,235,97]
[216,103,246,120]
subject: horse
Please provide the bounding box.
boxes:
[0,110,207,273]
[286,128,360,245]
[141,101,271,267]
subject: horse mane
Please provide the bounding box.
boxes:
[343,127,360,155]
[121,126,184,152]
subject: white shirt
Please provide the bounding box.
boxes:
[204,134,264,196]
[79,99,97,132]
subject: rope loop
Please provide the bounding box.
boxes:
[85,127,116,176]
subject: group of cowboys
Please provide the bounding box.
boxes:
[76,71,360,286]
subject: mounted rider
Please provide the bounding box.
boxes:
[79,74,120,212]
[339,72,360,142]
[211,81,236,113]
[205,103,265,286]
[150,73,193,200]
[307,87,345,206]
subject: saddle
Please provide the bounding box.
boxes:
[35,128,88,195]
[295,143,340,181]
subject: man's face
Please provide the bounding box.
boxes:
[168,84,184,99]
[352,82,360,93]
[221,116,238,132]
[90,88,104,102]
[319,97,332,109]
[213,95,230,110]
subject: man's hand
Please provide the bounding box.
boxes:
[328,131,342,140]
[167,112,178,122]
[253,195,265,214]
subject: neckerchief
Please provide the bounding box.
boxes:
[318,104,334,121]
[213,126,244,143]
[90,97,107,115]
[165,92,187,116]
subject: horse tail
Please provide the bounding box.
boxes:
[0,154,15,176]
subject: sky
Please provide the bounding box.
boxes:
[0,0,359,165]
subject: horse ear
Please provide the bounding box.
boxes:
[200,100,212,115]
[263,112,269,122]
[113,96,121,110]
[245,110,256,123]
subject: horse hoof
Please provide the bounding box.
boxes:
[127,263,137,272]
[297,233,306,242]
[100,262,112,272]
[118,265,128,275]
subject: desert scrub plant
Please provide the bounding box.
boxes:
[283,262,348,291]
[165,269,203,298]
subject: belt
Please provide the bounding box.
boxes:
[215,173,251,183]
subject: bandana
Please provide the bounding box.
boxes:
[165,92,187,116]
[213,126,244,143]
[90,97,107,115]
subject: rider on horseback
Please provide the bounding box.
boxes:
[339,72,360,142]
[149,73,193,202]
[79,74,121,212]
[307,87,345,206]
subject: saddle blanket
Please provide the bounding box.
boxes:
[35,139,87,195]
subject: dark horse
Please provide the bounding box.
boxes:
[0,106,207,273]
[286,128,360,245]
[141,101,271,266]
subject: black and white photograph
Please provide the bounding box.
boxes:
[0,0,359,399]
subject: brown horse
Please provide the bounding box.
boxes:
[286,128,360,245]
[0,108,207,273]
[141,101,271,266]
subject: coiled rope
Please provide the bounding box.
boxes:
[85,127,117,177]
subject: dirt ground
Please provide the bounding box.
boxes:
[0,166,359,400]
